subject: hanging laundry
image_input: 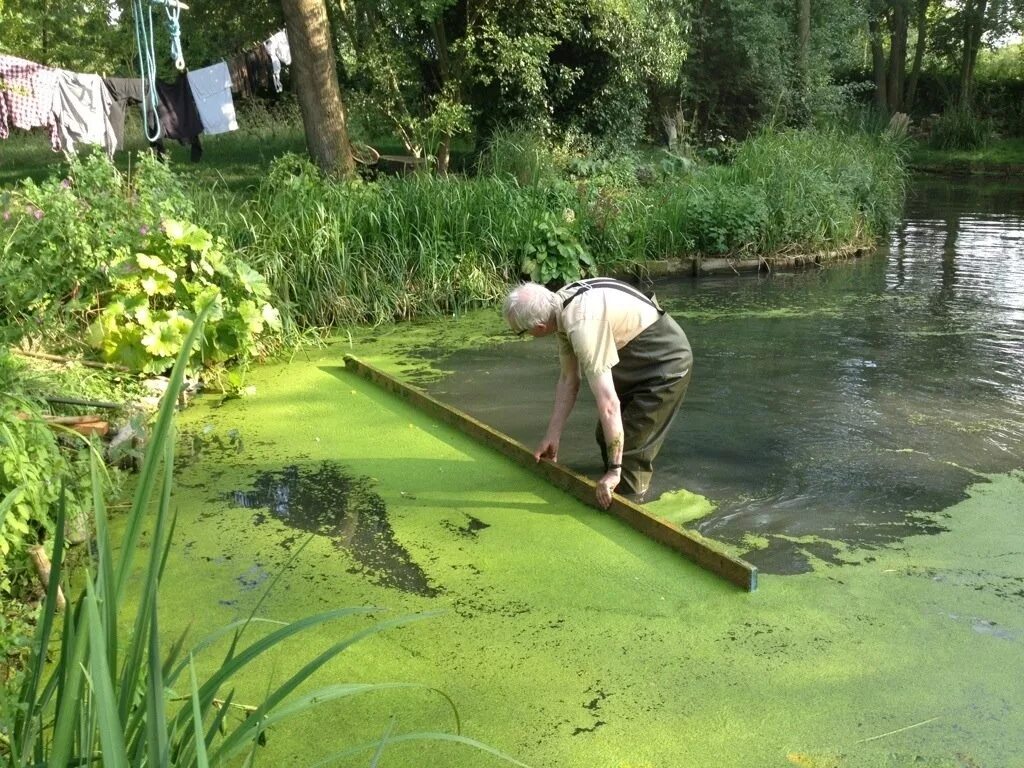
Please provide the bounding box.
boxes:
[0,54,60,149]
[264,30,291,93]
[186,62,238,135]
[244,45,275,95]
[226,53,253,99]
[52,70,118,158]
[153,74,204,161]
[103,77,159,150]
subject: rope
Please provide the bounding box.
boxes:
[163,0,186,72]
[130,0,189,142]
[131,0,163,142]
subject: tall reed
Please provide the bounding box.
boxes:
[236,155,548,328]
[219,129,906,332]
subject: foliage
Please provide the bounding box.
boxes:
[1,153,190,343]
[0,351,93,599]
[85,219,281,376]
[928,106,996,150]
[0,153,280,378]
[222,129,906,332]
[337,0,688,149]
[521,209,596,285]
[234,154,529,327]
[477,127,563,186]
[5,315,529,768]
[0,0,130,72]
[729,128,907,250]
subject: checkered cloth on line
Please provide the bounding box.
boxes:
[0,53,61,149]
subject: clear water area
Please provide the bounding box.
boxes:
[424,175,1024,574]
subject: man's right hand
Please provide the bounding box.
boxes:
[534,438,559,463]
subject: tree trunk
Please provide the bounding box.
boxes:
[869,14,889,114]
[280,0,355,177]
[903,0,930,111]
[958,0,988,108]
[886,2,907,112]
[797,0,811,89]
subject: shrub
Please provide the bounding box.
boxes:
[521,209,596,285]
[928,107,994,150]
[85,219,281,377]
[0,153,280,378]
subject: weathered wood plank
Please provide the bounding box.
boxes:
[343,355,758,592]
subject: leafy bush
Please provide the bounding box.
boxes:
[0,153,280,378]
[1,154,191,341]
[521,209,596,285]
[928,107,994,150]
[86,219,280,376]
[678,173,768,254]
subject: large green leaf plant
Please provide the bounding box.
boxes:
[87,219,280,377]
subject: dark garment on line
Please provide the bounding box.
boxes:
[152,75,203,162]
[153,74,203,143]
[226,54,252,98]
[245,46,274,96]
[104,75,202,161]
[103,76,158,149]
[594,307,692,497]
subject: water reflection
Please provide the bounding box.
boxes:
[227,463,440,596]
[426,176,1024,573]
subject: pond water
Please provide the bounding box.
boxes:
[426,175,1024,574]
[146,173,1024,766]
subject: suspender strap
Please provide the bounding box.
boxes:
[561,278,663,313]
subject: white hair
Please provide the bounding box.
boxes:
[503,282,558,333]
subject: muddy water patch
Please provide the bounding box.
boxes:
[227,462,441,597]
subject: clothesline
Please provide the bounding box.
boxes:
[0,29,292,160]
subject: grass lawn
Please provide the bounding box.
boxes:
[909,137,1024,173]
[0,124,307,195]
[0,117,477,197]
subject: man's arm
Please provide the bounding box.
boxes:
[588,369,623,508]
[535,351,581,462]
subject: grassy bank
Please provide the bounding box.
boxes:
[909,137,1024,175]
[5,122,908,334]
[199,128,908,329]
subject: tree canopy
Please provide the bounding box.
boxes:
[1,0,1022,154]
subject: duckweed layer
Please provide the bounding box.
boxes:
[115,328,1024,768]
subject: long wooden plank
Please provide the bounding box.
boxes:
[343,355,758,592]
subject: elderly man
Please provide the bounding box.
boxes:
[503,277,692,508]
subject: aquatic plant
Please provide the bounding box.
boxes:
[6,310,528,767]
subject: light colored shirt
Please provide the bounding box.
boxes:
[186,62,238,135]
[555,281,661,379]
[51,70,117,157]
[264,30,291,93]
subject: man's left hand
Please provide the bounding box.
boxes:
[596,470,620,509]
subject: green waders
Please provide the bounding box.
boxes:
[596,312,692,496]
